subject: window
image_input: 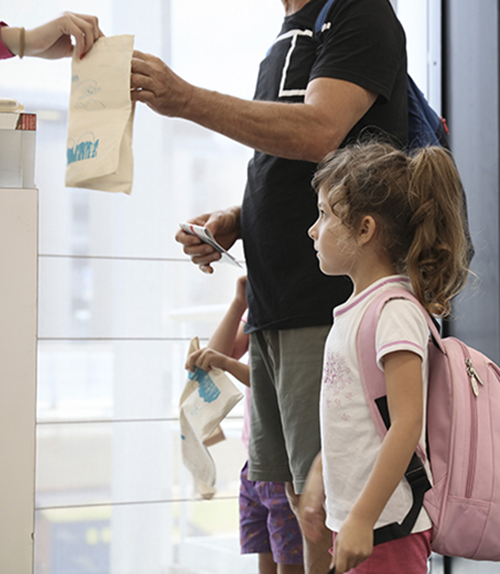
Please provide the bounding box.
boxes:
[2,2,282,572]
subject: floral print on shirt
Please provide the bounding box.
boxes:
[322,349,354,417]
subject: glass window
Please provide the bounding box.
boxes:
[2,2,282,572]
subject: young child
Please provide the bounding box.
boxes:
[301,142,470,574]
[186,275,304,574]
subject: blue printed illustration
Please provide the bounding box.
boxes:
[188,367,221,403]
[67,132,100,165]
[72,78,106,111]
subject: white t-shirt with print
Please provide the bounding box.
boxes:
[321,275,433,534]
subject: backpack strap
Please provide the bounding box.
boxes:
[315,0,337,34]
[407,76,450,150]
[357,287,437,545]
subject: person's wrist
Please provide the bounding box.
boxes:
[229,297,247,316]
[19,26,25,58]
[178,81,196,119]
[0,26,20,56]
[22,28,50,57]
[346,507,377,530]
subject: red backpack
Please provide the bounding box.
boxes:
[357,287,500,560]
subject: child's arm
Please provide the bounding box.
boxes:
[206,275,248,358]
[333,350,424,574]
[185,275,250,386]
[298,451,326,542]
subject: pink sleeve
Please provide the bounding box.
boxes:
[0,23,15,60]
[241,387,251,455]
[240,309,250,453]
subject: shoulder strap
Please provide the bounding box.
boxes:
[407,76,450,149]
[315,0,337,34]
[356,287,434,545]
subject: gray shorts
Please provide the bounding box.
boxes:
[247,324,331,494]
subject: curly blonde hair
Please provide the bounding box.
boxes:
[313,142,470,317]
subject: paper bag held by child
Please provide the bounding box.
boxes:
[179,337,243,498]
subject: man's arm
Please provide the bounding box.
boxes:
[131,51,377,163]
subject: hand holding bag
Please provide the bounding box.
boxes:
[180,337,243,498]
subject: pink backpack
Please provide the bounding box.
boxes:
[357,287,500,561]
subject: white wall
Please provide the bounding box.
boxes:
[0,187,38,573]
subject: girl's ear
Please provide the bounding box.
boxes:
[358,215,377,246]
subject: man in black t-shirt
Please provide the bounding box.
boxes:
[132,1,407,572]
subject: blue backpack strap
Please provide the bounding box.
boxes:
[407,75,450,150]
[315,0,337,34]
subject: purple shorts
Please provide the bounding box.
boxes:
[239,461,303,564]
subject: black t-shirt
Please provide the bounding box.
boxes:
[241,0,407,333]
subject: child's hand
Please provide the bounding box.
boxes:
[298,453,326,542]
[299,495,326,543]
[185,348,228,373]
[332,514,373,574]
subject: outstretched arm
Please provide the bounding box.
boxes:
[333,351,424,574]
[131,51,377,163]
[1,13,103,59]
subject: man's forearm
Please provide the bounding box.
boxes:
[181,77,376,162]
[183,86,341,162]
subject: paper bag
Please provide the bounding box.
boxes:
[65,35,135,194]
[180,337,243,498]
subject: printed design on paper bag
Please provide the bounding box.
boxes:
[72,77,106,111]
[188,367,221,403]
[67,132,100,165]
[322,349,353,412]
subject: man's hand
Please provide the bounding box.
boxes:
[175,206,242,273]
[22,13,103,59]
[131,50,194,117]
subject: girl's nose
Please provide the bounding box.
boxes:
[308,221,318,239]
